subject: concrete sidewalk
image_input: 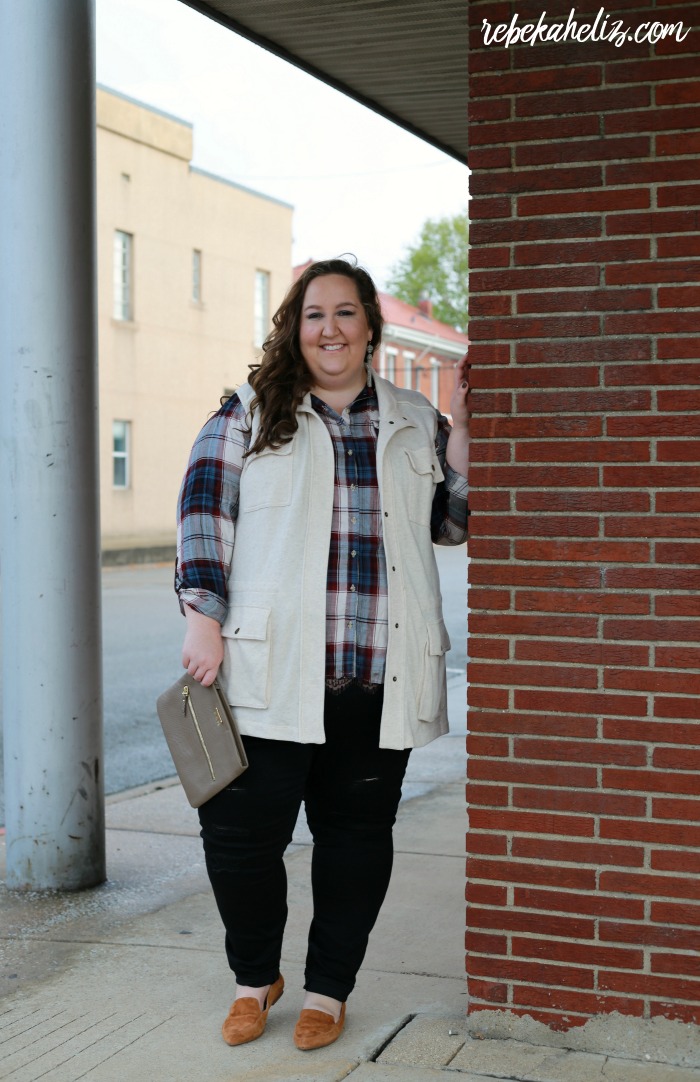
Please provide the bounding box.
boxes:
[2,676,700,1081]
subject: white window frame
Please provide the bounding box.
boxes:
[112,420,131,489]
[403,351,416,390]
[254,269,270,347]
[192,248,202,303]
[384,348,398,383]
[113,230,133,321]
[430,357,440,408]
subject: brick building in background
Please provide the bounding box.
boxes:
[466,0,700,1044]
[378,292,469,416]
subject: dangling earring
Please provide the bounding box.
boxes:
[365,342,374,386]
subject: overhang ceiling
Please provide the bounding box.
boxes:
[179,0,468,165]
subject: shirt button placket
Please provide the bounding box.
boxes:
[349,438,359,638]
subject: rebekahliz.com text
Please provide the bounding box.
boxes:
[481,7,690,48]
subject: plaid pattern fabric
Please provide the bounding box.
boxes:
[318,389,387,685]
[176,385,469,686]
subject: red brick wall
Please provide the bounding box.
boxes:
[466,0,700,1030]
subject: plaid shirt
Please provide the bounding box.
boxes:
[176,384,469,688]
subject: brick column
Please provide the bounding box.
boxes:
[466,0,700,1034]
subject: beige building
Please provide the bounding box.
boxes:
[96,86,293,554]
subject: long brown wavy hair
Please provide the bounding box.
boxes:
[245,257,384,456]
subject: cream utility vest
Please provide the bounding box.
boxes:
[219,374,452,750]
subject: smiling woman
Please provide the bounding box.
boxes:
[174,256,470,1052]
[242,259,385,456]
[299,276,373,410]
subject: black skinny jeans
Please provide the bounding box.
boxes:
[197,684,410,1002]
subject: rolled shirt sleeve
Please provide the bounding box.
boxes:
[431,410,469,546]
[175,395,249,624]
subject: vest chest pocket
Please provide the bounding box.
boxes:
[404,446,444,527]
[222,605,272,708]
[241,442,293,511]
[417,618,451,723]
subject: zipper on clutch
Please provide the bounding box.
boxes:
[182,685,216,781]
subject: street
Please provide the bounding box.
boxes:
[0,546,467,820]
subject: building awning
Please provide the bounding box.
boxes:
[180,0,468,165]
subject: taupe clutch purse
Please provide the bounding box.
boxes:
[156,674,248,807]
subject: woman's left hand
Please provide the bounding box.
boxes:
[449,353,470,431]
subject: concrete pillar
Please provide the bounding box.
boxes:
[0,0,105,889]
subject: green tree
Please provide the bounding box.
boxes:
[386,210,469,332]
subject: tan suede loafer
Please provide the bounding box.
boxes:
[221,974,285,1046]
[293,1002,346,1051]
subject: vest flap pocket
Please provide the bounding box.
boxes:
[403,448,445,526]
[406,446,445,483]
[221,605,272,709]
[418,619,450,723]
[406,446,435,475]
[223,605,270,641]
[241,442,293,511]
[427,618,451,655]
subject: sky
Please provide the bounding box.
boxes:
[96,0,469,289]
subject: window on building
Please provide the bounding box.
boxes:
[430,358,440,407]
[113,420,130,488]
[113,230,133,321]
[254,269,270,347]
[385,349,397,383]
[404,351,416,390]
[192,249,202,303]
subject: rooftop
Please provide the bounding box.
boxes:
[379,291,468,347]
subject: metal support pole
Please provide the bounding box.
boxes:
[0,0,105,889]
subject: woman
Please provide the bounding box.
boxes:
[176,257,469,1051]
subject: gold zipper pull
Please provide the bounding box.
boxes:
[184,690,216,781]
[182,685,189,716]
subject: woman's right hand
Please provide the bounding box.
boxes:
[182,606,225,686]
